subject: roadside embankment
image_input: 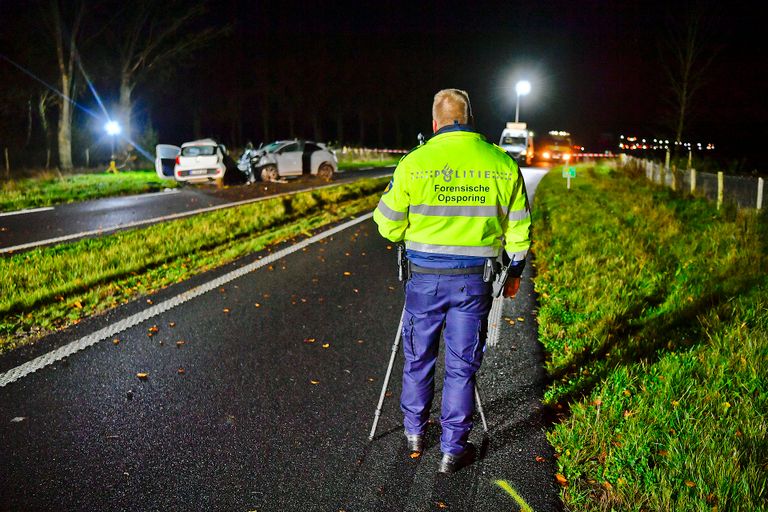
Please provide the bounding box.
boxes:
[533,163,767,510]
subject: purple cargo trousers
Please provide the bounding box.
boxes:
[401,271,492,455]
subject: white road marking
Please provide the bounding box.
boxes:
[0,181,355,254]
[0,207,55,217]
[0,212,374,388]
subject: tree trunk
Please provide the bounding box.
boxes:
[119,75,134,153]
[25,97,33,147]
[39,93,52,168]
[52,0,81,172]
[57,91,73,170]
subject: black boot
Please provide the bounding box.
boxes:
[437,443,476,474]
[404,431,424,454]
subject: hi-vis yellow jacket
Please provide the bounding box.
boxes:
[373,129,531,261]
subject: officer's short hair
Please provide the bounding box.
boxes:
[432,89,471,128]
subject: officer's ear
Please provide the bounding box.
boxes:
[432,119,438,133]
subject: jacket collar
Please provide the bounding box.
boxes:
[433,122,475,136]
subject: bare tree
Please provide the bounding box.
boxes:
[48,0,83,171]
[660,7,716,154]
[113,0,226,153]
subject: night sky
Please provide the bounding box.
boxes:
[1,0,765,170]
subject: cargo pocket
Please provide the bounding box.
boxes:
[402,314,416,360]
[465,280,492,297]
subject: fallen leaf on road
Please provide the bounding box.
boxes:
[10,417,26,423]
[535,456,545,462]
[517,317,525,322]
[146,299,153,305]
[113,339,120,345]
[410,452,421,459]
[343,271,352,276]
[136,373,149,380]
[310,380,320,385]
[555,473,568,486]
[223,308,230,314]
[357,339,365,344]
[322,343,330,348]
[436,501,447,509]
[178,368,185,375]
[385,392,392,397]
[148,325,159,333]
[368,377,375,382]
[255,303,261,308]
[176,340,185,347]
[168,322,176,327]
[304,338,316,344]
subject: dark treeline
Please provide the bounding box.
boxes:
[0,0,448,171]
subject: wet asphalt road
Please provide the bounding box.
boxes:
[0,168,392,253]
[0,169,560,511]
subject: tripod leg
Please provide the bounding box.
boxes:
[368,309,405,441]
[474,381,489,434]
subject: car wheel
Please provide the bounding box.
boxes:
[260,164,278,182]
[317,162,334,182]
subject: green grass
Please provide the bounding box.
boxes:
[0,177,388,353]
[338,158,400,170]
[0,169,177,212]
[533,164,767,510]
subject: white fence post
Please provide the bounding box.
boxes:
[717,171,724,210]
[690,168,696,194]
[758,177,764,210]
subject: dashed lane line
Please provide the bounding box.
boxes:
[0,207,55,217]
[0,212,374,388]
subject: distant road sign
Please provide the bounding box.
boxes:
[562,167,576,178]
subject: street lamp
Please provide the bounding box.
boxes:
[104,120,121,173]
[514,80,531,123]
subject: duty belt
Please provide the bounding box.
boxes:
[408,263,485,275]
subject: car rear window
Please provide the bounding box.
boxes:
[181,145,217,156]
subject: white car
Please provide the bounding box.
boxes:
[155,139,227,183]
[237,140,337,182]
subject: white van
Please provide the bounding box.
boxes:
[499,122,534,166]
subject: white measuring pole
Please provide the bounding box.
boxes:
[690,168,696,194]
[717,172,724,210]
[758,177,764,210]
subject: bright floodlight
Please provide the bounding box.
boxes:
[516,80,531,96]
[104,120,121,136]
[514,80,531,122]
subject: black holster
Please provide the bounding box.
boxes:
[397,243,410,284]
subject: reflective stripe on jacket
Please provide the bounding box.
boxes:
[373,129,531,261]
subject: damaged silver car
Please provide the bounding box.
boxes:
[237,140,337,183]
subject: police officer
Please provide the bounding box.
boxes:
[373,89,531,473]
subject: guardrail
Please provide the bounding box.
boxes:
[623,155,765,210]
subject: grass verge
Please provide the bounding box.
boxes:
[0,177,388,354]
[338,158,400,170]
[0,159,397,213]
[533,163,767,510]
[0,170,178,212]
